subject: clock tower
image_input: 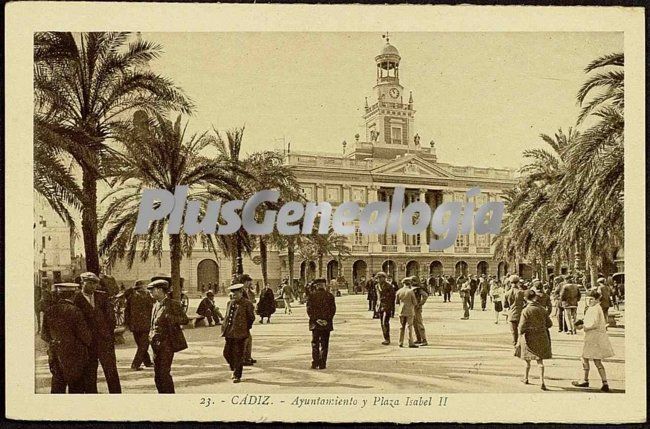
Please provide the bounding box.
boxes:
[363,35,416,151]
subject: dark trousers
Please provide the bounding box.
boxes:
[510,321,519,346]
[443,290,451,302]
[480,294,488,310]
[131,331,152,369]
[152,343,175,393]
[49,356,84,393]
[368,297,377,311]
[223,337,246,379]
[469,290,476,309]
[379,310,391,341]
[244,335,252,361]
[311,329,331,368]
[462,296,470,318]
[83,343,122,393]
[557,306,567,332]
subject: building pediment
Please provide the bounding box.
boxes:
[371,154,453,178]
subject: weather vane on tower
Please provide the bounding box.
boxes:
[382,32,390,43]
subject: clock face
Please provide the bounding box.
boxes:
[389,88,400,99]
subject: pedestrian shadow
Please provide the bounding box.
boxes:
[240,377,370,389]
[554,385,625,394]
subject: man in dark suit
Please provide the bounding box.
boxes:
[469,275,479,310]
[239,274,257,366]
[74,272,121,393]
[147,279,189,393]
[222,283,255,383]
[504,275,525,346]
[375,272,395,345]
[307,279,336,369]
[41,283,93,393]
[196,290,223,326]
[124,281,154,370]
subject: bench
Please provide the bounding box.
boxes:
[114,326,127,344]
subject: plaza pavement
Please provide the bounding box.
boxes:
[34,292,625,394]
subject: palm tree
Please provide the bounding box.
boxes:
[98,112,242,299]
[242,151,302,287]
[34,32,194,274]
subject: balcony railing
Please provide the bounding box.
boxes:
[454,246,469,253]
[476,247,491,254]
[405,245,421,253]
[352,245,368,252]
[382,245,398,252]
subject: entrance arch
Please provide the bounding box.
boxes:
[406,260,420,277]
[429,261,443,277]
[477,261,489,276]
[455,260,468,277]
[326,259,339,282]
[497,261,509,280]
[352,259,367,286]
[197,259,219,292]
[300,260,317,282]
[382,260,397,280]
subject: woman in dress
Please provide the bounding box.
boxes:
[256,283,277,324]
[489,279,504,324]
[572,289,614,392]
[516,290,553,390]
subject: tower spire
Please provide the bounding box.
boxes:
[382,32,390,44]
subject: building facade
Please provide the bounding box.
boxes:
[106,38,518,297]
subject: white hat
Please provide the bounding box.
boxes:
[228,283,245,291]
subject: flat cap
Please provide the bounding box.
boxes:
[80,272,100,282]
[508,275,520,283]
[376,271,387,277]
[147,279,170,290]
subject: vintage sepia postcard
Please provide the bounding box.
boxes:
[4,2,646,424]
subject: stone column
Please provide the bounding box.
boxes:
[367,186,380,252]
[316,184,325,202]
[419,188,428,251]
[342,184,351,203]
[441,190,455,254]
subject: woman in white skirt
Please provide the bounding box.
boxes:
[572,289,614,392]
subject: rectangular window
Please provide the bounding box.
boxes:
[391,126,402,145]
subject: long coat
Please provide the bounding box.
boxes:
[307,289,336,331]
[582,304,615,359]
[256,288,277,317]
[150,298,189,352]
[221,298,255,339]
[41,298,93,383]
[560,283,581,308]
[516,302,553,360]
[124,288,154,333]
[73,290,116,351]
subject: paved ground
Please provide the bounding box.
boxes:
[34,292,625,394]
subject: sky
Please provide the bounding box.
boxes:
[144,31,622,170]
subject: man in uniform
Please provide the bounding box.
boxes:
[375,272,395,345]
[74,272,121,393]
[307,278,336,370]
[124,280,154,371]
[41,283,93,393]
[222,283,255,383]
[412,277,429,346]
[147,279,189,393]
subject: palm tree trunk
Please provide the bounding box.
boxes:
[169,234,182,300]
[588,246,599,288]
[288,237,295,289]
[230,246,237,276]
[259,238,268,287]
[236,241,243,275]
[81,168,100,274]
[318,254,323,277]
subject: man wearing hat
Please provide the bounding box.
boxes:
[531,280,552,315]
[124,280,155,371]
[196,290,223,326]
[375,272,395,345]
[41,283,92,393]
[504,275,525,347]
[306,278,336,369]
[73,272,121,393]
[412,278,429,346]
[560,275,581,335]
[147,279,189,393]
[222,283,255,383]
[239,274,257,366]
[596,277,612,321]
[395,277,419,348]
